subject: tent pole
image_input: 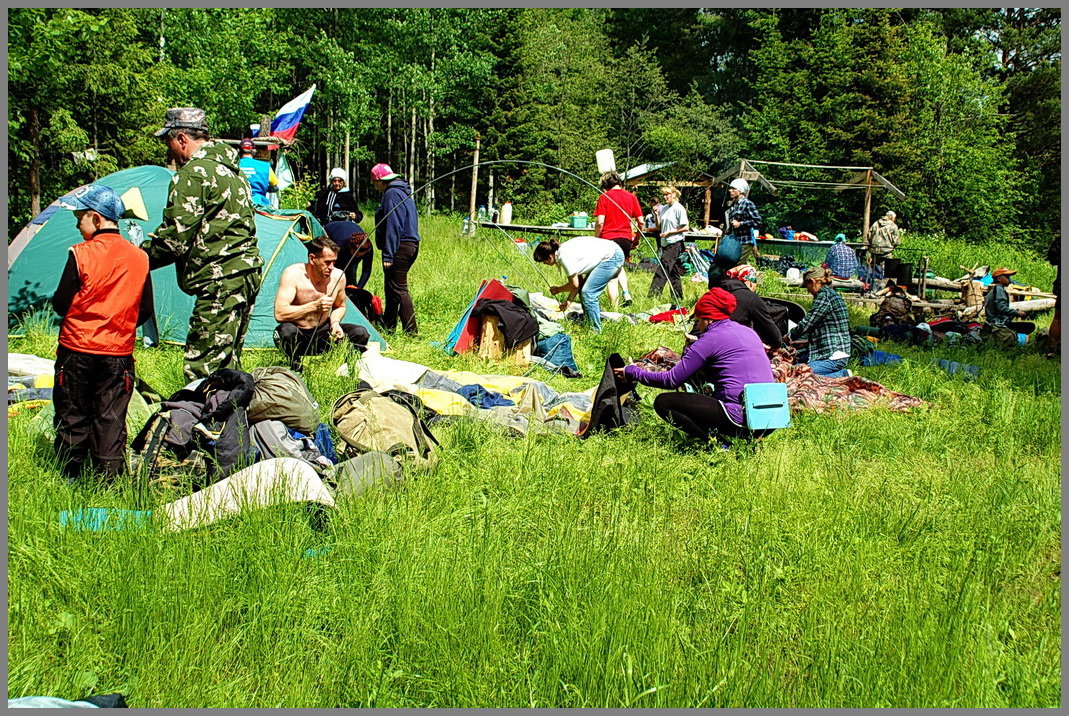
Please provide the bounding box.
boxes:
[467,134,480,235]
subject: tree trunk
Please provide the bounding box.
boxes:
[158,9,166,62]
[387,88,392,160]
[28,105,41,217]
[425,90,435,212]
[344,129,351,187]
[409,103,417,182]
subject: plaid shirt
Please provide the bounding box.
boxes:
[825,242,860,278]
[726,197,762,243]
[789,286,851,360]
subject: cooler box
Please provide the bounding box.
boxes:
[569,215,588,229]
[743,382,791,430]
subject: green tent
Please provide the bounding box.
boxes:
[8,165,386,350]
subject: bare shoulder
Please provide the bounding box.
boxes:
[278,263,305,283]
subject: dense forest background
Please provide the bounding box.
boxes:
[8,8,1061,251]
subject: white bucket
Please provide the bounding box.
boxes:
[595,149,616,174]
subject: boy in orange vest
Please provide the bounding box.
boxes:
[53,185,153,482]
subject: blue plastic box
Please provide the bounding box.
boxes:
[743,382,791,430]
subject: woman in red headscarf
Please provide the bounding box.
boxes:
[614,287,777,446]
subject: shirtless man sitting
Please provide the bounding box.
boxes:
[273,236,369,370]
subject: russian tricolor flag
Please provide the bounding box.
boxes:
[270,85,315,143]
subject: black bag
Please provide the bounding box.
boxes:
[764,301,790,337]
[580,353,640,437]
[130,369,255,488]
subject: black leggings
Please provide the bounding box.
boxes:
[653,392,773,444]
[384,240,419,334]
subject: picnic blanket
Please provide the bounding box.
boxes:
[769,348,926,413]
[627,345,925,413]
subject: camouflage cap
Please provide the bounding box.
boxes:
[154,107,209,137]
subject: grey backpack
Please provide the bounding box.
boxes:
[249,419,333,475]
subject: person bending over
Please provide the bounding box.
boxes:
[273,236,369,370]
[615,287,777,447]
[533,237,624,333]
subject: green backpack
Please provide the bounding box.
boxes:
[330,384,439,470]
[247,366,320,435]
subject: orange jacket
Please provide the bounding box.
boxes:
[56,230,150,355]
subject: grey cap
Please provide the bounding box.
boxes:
[154,107,208,137]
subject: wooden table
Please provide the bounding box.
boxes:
[478,221,592,237]
[681,232,866,251]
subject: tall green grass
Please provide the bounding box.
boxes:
[7,216,1060,706]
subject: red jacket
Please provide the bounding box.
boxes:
[56,230,150,356]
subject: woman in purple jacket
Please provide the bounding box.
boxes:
[615,287,777,446]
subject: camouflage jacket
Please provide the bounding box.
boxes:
[143,140,262,294]
[865,217,900,255]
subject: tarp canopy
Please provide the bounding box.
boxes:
[8,165,386,350]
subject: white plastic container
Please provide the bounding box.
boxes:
[500,201,513,226]
[595,149,616,173]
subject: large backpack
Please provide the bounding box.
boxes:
[330,383,439,469]
[247,366,320,435]
[130,369,255,490]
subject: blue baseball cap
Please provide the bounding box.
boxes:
[59,184,126,222]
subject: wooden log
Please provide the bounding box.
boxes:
[477,316,532,365]
[959,298,1055,318]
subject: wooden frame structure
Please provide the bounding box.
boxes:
[621,163,719,227]
[711,158,906,242]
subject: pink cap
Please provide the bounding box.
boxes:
[371,163,399,181]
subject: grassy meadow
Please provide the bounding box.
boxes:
[7,215,1061,707]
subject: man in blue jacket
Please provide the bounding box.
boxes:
[371,162,420,334]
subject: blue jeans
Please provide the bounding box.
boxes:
[806,357,849,378]
[580,247,624,332]
[535,333,579,372]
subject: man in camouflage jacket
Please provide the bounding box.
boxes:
[864,210,901,280]
[143,108,263,381]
